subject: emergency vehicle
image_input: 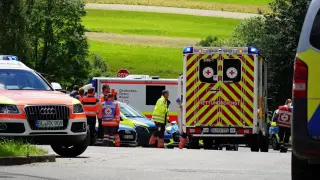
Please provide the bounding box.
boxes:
[178,46,269,152]
[292,0,320,179]
[0,57,89,157]
[91,75,179,122]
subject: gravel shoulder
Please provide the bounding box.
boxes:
[85,3,260,19]
[86,32,200,48]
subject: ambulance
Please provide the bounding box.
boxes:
[178,46,270,152]
[91,75,179,122]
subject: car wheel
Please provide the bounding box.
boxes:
[250,134,259,152]
[188,137,200,149]
[272,136,280,150]
[259,133,269,153]
[51,127,90,157]
[292,153,320,180]
[203,138,213,150]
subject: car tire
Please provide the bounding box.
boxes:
[225,145,232,151]
[259,133,269,153]
[51,127,90,157]
[250,134,259,152]
[188,137,200,149]
[292,153,320,180]
[203,138,213,150]
[272,136,280,150]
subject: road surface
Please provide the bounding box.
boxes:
[85,4,260,19]
[0,146,290,180]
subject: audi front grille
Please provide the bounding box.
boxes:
[24,105,70,130]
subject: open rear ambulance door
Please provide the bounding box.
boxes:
[177,75,184,133]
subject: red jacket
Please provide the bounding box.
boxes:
[277,105,292,128]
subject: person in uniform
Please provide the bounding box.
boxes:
[148,90,171,148]
[99,93,121,147]
[81,87,100,145]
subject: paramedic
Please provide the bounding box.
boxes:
[76,88,85,101]
[100,84,110,102]
[276,99,292,146]
[149,90,171,148]
[100,93,121,147]
[81,87,100,145]
[98,84,110,140]
[70,85,80,98]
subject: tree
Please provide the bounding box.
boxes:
[88,53,112,78]
[262,0,309,109]
[26,0,90,87]
[0,0,30,60]
[226,0,309,110]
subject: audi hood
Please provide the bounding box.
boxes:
[0,90,79,106]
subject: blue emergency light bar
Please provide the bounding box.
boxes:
[248,46,259,54]
[183,47,193,54]
[0,55,19,61]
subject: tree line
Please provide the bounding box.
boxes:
[199,0,309,110]
[0,0,110,89]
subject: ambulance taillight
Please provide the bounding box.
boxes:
[293,58,308,98]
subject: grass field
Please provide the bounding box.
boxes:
[83,9,241,39]
[0,140,47,157]
[85,0,273,13]
[89,40,182,77]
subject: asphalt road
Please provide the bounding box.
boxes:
[85,3,260,19]
[0,146,290,180]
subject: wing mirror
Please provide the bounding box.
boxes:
[51,82,64,92]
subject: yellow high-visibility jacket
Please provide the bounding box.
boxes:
[151,96,170,124]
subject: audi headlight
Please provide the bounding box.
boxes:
[73,104,84,113]
[0,104,19,114]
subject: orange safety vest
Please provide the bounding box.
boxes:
[277,105,292,128]
[81,94,99,117]
[99,98,120,127]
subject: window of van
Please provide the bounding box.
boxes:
[310,10,320,50]
[146,85,165,105]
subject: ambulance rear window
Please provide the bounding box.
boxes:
[310,9,320,50]
[223,59,241,83]
[199,58,218,83]
[146,85,165,105]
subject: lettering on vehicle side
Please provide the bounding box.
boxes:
[199,100,241,106]
[118,89,138,104]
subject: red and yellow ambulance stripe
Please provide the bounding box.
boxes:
[185,53,255,127]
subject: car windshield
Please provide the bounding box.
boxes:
[120,103,145,118]
[0,69,51,91]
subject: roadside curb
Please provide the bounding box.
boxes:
[0,154,56,166]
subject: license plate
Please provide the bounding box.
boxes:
[35,120,63,128]
[211,128,236,134]
[123,135,133,139]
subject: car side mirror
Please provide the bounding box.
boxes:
[51,82,62,91]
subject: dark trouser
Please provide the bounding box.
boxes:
[153,122,165,138]
[102,126,119,146]
[86,116,96,146]
[98,118,103,139]
[278,126,291,144]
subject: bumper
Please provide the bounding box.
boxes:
[0,119,87,144]
[292,98,320,160]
